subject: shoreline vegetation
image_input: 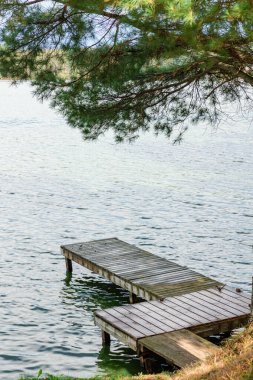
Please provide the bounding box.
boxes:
[20,322,253,380]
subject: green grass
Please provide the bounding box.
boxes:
[19,369,130,380]
[19,374,104,380]
[19,369,105,380]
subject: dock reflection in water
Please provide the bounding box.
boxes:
[61,273,144,375]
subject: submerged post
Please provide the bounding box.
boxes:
[61,247,73,273]
[102,331,111,346]
[65,258,73,273]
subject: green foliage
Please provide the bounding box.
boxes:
[0,0,253,141]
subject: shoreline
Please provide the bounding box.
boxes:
[19,322,253,380]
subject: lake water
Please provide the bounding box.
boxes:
[0,81,252,379]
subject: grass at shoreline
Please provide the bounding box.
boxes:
[19,377,101,380]
[19,322,253,380]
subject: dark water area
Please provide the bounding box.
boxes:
[0,81,252,379]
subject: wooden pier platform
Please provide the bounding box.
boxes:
[94,286,250,367]
[61,238,223,300]
[61,238,251,370]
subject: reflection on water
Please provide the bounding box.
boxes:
[0,81,252,379]
[97,342,143,376]
[61,273,144,375]
[61,274,130,312]
[61,273,169,375]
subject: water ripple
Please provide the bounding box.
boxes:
[0,82,252,379]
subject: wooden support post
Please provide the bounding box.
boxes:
[138,345,156,373]
[102,331,111,346]
[65,258,73,273]
[129,292,137,304]
[138,345,149,366]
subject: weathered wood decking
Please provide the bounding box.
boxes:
[61,238,251,370]
[139,330,218,368]
[61,238,222,300]
[94,286,250,367]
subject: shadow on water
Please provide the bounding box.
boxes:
[61,272,130,311]
[96,344,144,376]
[97,345,173,375]
[60,272,146,375]
[60,272,175,375]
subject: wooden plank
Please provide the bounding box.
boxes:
[201,287,251,311]
[137,273,210,286]
[167,293,228,321]
[89,259,175,274]
[191,291,245,315]
[118,259,183,269]
[78,253,136,264]
[153,279,219,290]
[161,297,214,324]
[132,274,200,285]
[139,329,218,368]
[115,306,168,334]
[141,269,204,280]
[134,300,199,328]
[223,285,251,299]
[63,239,153,260]
[181,292,240,319]
[196,289,250,314]
[143,281,221,299]
[95,309,147,339]
[133,270,202,284]
[143,279,220,291]
[104,260,170,273]
[116,257,188,275]
[120,303,183,331]
[208,287,251,307]
[75,251,154,263]
[117,264,188,277]
[100,307,164,336]
[160,283,221,295]
[86,250,163,262]
[131,302,187,330]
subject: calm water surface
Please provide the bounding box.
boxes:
[0,82,252,379]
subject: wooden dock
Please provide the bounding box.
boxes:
[61,238,223,300]
[61,238,251,371]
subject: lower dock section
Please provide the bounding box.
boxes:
[94,286,250,370]
[139,329,218,368]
